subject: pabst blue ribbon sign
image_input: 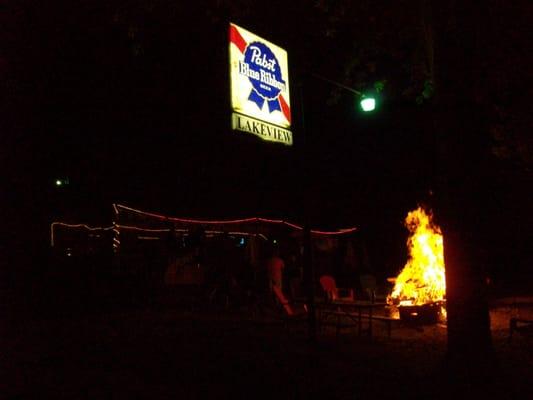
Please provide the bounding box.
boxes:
[229,23,292,145]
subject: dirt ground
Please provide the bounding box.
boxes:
[3,297,532,399]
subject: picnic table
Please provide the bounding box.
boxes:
[318,300,395,337]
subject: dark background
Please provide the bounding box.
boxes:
[2,1,531,307]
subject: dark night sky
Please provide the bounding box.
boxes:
[3,1,532,283]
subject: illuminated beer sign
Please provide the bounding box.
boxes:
[229,23,292,145]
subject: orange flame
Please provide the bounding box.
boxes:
[389,207,446,306]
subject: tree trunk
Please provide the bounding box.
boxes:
[440,201,493,357]
[432,0,493,359]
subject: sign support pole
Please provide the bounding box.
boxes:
[299,79,317,342]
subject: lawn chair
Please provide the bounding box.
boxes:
[509,318,533,342]
[272,286,308,333]
[360,273,385,302]
[319,275,355,303]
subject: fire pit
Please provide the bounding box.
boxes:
[398,301,445,324]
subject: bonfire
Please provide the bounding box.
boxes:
[388,207,446,314]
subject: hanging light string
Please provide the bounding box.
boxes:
[113,203,358,235]
[51,204,358,247]
[50,222,114,247]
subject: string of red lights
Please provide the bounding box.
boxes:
[51,204,358,247]
[113,203,358,235]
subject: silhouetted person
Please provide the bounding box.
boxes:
[266,248,285,293]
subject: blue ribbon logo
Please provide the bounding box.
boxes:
[240,41,286,113]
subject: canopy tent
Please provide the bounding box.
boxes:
[112,204,360,286]
[51,204,363,290]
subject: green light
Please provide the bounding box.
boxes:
[360,97,376,112]
[56,179,63,186]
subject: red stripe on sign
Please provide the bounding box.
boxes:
[279,95,291,124]
[229,24,247,54]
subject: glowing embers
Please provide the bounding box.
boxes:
[388,207,446,322]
